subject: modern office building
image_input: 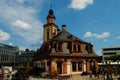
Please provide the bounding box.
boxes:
[102,47,120,61]
[16,49,35,66]
[97,47,120,76]
[0,43,19,66]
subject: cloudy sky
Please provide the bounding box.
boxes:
[0,0,120,55]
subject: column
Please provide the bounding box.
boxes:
[67,59,71,74]
[86,60,90,73]
[83,60,86,72]
[50,60,56,75]
[95,60,98,72]
[63,60,67,74]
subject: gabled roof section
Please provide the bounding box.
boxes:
[50,31,88,44]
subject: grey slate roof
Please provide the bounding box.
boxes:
[49,53,98,58]
[51,31,88,44]
[49,31,98,57]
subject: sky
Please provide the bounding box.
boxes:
[0,0,120,55]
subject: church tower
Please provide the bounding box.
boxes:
[43,7,58,42]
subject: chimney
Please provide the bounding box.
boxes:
[62,24,66,31]
[57,29,60,34]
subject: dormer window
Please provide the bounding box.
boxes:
[68,35,73,39]
[86,45,93,53]
[56,42,62,52]
[78,45,81,52]
[58,43,62,51]
[72,42,82,53]
[73,45,76,52]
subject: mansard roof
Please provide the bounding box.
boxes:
[50,30,89,44]
[49,53,98,58]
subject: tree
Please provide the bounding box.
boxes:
[29,66,45,76]
[107,54,120,61]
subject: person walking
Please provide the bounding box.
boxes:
[90,71,92,80]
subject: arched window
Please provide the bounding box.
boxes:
[47,28,49,40]
[57,42,62,52]
[90,60,96,73]
[78,45,81,52]
[78,62,82,71]
[72,61,83,71]
[72,62,76,71]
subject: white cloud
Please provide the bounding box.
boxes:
[84,32,92,37]
[0,0,43,43]
[93,32,110,39]
[13,20,31,30]
[84,32,110,39]
[117,36,120,39]
[103,39,108,42]
[8,42,13,46]
[17,0,25,4]
[0,29,10,41]
[68,0,93,10]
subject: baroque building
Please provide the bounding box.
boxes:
[34,8,99,76]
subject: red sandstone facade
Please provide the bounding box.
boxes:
[34,8,99,76]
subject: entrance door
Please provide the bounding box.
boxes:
[57,62,62,74]
[90,60,96,74]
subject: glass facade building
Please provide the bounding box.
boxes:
[0,43,19,66]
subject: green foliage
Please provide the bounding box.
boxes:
[107,54,120,61]
[29,66,45,76]
[51,70,58,77]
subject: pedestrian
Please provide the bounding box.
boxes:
[90,71,92,80]
[108,75,113,80]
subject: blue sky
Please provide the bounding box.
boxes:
[0,0,120,55]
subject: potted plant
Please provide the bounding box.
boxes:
[51,70,59,79]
